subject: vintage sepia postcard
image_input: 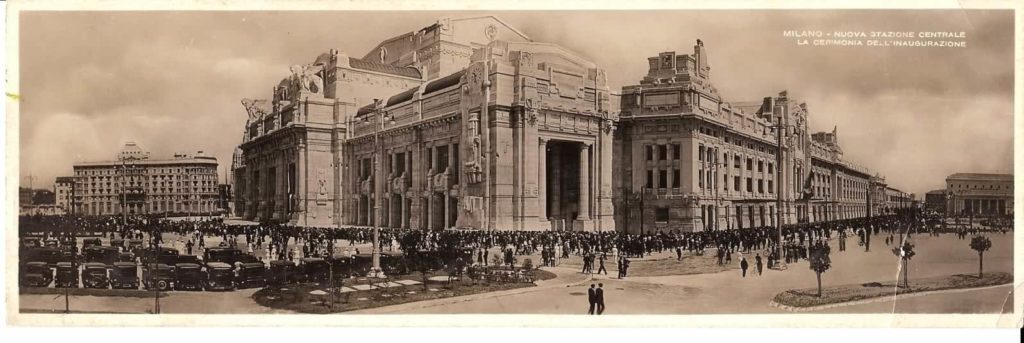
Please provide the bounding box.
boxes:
[3,0,1022,328]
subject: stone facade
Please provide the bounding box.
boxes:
[613,40,910,233]
[235,16,615,231]
[54,176,75,213]
[944,173,1013,216]
[73,143,219,216]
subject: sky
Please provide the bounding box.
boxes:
[17,10,1015,197]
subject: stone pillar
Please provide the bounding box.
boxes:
[444,191,451,229]
[538,138,548,222]
[427,193,434,230]
[578,143,591,222]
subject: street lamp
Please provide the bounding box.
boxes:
[363,99,394,278]
[765,116,798,270]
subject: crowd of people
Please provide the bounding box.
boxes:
[19,208,984,276]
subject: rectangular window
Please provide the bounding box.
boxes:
[698,170,704,189]
[659,170,668,189]
[758,161,764,173]
[673,144,681,160]
[746,177,753,192]
[746,158,753,171]
[768,180,774,193]
[734,156,741,168]
[734,176,740,191]
[646,146,653,161]
[655,207,670,222]
[673,169,681,188]
[659,145,667,161]
[646,170,654,188]
[698,145,704,162]
[758,179,764,194]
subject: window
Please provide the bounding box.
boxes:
[758,180,764,193]
[758,161,764,173]
[746,178,753,192]
[768,180,774,193]
[699,170,704,189]
[658,145,667,161]
[673,144,681,160]
[734,156,741,168]
[734,176,740,191]
[646,146,653,161]
[655,207,670,222]
[698,145,704,162]
[746,158,753,171]
[659,170,668,189]
[673,170,680,188]
[646,170,654,188]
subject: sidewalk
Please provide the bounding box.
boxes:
[346,266,591,314]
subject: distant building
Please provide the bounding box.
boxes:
[19,187,33,206]
[72,142,219,216]
[55,176,75,213]
[217,183,233,214]
[944,173,1012,216]
[924,189,946,213]
[31,189,56,205]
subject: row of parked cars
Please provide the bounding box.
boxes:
[19,237,414,292]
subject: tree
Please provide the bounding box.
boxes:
[969,236,992,278]
[807,241,831,297]
[891,239,916,288]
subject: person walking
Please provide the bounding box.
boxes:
[587,284,597,315]
[740,256,749,278]
[597,253,608,275]
[596,283,606,315]
[754,253,763,276]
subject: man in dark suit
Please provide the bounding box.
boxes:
[587,284,597,314]
[596,283,606,315]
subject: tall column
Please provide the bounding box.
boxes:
[427,193,434,230]
[538,138,548,221]
[444,191,451,229]
[577,143,591,223]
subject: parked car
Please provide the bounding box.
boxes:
[127,239,144,254]
[83,238,102,248]
[55,262,79,288]
[83,246,120,265]
[204,262,235,291]
[20,261,53,287]
[141,247,181,265]
[142,263,174,291]
[82,262,109,289]
[204,247,244,267]
[174,263,204,291]
[109,262,139,289]
[296,258,329,283]
[110,238,125,249]
[268,260,295,286]
[236,262,267,289]
[22,246,63,267]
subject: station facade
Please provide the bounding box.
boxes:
[234,16,910,232]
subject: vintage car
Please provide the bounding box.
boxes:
[109,262,139,289]
[268,260,295,285]
[203,247,244,267]
[173,263,204,291]
[22,246,63,267]
[204,262,235,291]
[21,237,42,248]
[127,239,144,254]
[20,261,53,287]
[175,255,201,265]
[55,262,79,288]
[82,238,103,248]
[83,246,121,265]
[141,247,181,265]
[81,262,109,289]
[142,263,174,291]
[296,258,329,283]
[236,262,267,289]
[110,238,125,249]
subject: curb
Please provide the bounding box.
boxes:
[768,283,1013,312]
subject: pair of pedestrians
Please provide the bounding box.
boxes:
[587,283,606,315]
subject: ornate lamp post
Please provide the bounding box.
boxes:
[765,116,798,270]
[363,99,394,278]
